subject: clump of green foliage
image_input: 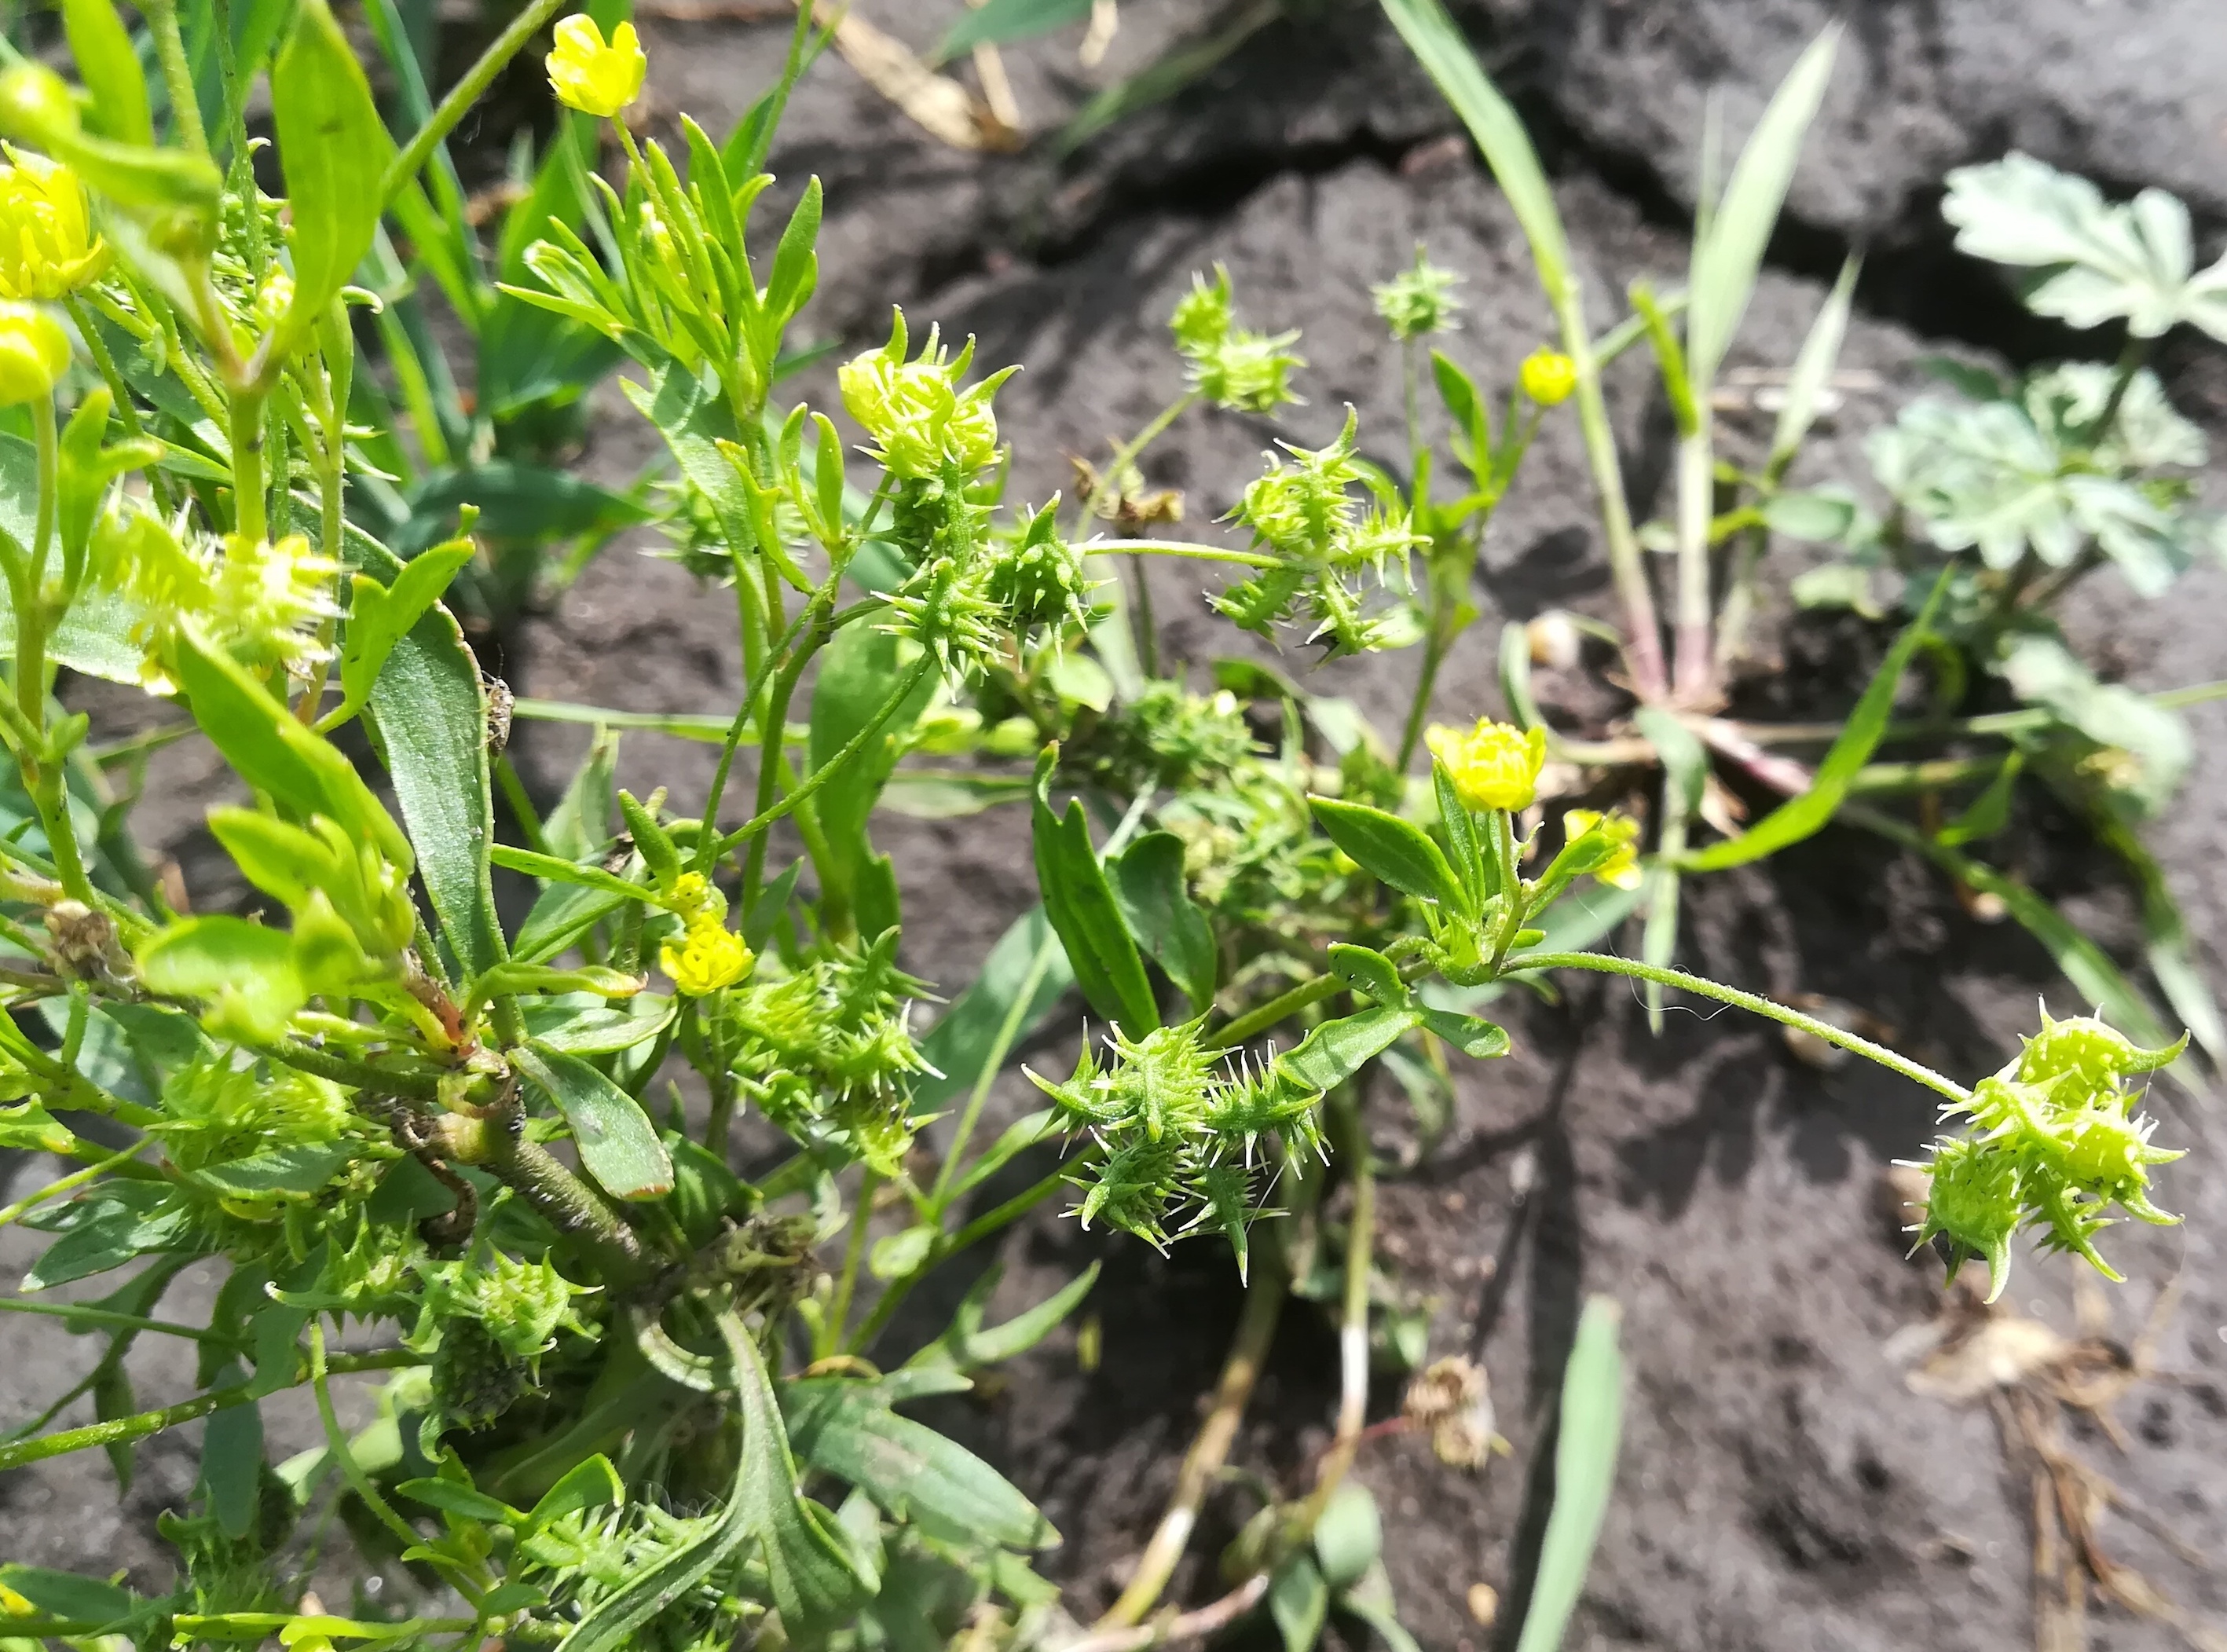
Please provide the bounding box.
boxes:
[0,2,2194,1650]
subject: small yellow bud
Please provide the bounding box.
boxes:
[660,912,751,997]
[1426,718,1546,814]
[0,146,104,300]
[545,15,646,120]
[1561,809,1643,890]
[1518,346,1577,407]
[666,870,720,918]
[0,299,68,404]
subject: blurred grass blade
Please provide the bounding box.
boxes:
[1380,0,1569,292]
[937,0,1093,61]
[1513,1295,1624,1652]
[1767,255,1860,476]
[1682,570,1946,874]
[1685,27,1839,388]
[1056,2,1278,157]
[1852,806,2178,1055]
[2097,820,2225,1068]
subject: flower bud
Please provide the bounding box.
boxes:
[1425,718,1547,813]
[0,65,80,152]
[545,16,646,120]
[1518,346,1577,407]
[0,299,68,403]
[1372,248,1463,342]
[1559,808,1643,890]
[0,147,104,300]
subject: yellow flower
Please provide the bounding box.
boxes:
[0,146,103,300]
[546,15,646,119]
[1562,809,1643,890]
[0,299,68,404]
[1427,718,1546,814]
[660,912,751,997]
[1518,346,1577,407]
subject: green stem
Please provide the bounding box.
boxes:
[929,930,1060,1208]
[0,1141,152,1230]
[380,0,570,207]
[844,1169,1068,1356]
[255,1040,445,1104]
[145,0,211,156]
[821,1168,881,1359]
[1203,973,1342,1051]
[14,397,93,909]
[2087,333,2149,448]
[1518,951,1969,1102]
[1296,1088,1373,1533]
[1128,552,1159,679]
[1395,628,1445,772]
[1556,282,1665,701]
[0,1349,417,1472]
[740,593,837,904]
[697,596,829,875]
[1096,1265,1289,1628]
[1079,538,1282,570]
[716,657,934,856]
[0,1297,240,1346]
[228,388,268,544]
[312,1324,487,1606]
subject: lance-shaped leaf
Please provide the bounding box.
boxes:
[1309,796,1468,914]
[1032,747,1157,1036]
[515,1044,674,1201]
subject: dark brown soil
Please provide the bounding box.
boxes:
[7,5,2226,1649]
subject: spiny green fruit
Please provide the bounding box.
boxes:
[1913,1010,2184,1302]
[431,1317,529,1431]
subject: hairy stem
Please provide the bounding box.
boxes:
[381,0,569,207]
[820,1168,881,1360]
[716,657,934,855]
[0,1350,417,1473]
[1518,951,1969,1102]
[930,929,1060,1207]
[145,0,211,156]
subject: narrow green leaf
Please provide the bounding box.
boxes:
[1269,1554,1331,1652]
[1681,573,1946,872]
[810,619,936,903]
[397,1478,525,1526]
[174,625,412,874]
[1379,0,1570,291]
[1513,1295,1624,1652]
[906,1259,1101,1372]
[492,844,655,905]
[317,540,475,733]
[1767,255,1860,474]
[1685,28,1840,387]
[524,1455,623,1538]
[1856,808,2177,1053]
[272,0,395,333]
[936,0,1093,59]
[515,1045,675,1201]
[1416,1007,1510,1060]
[1278,1005,1421,1093]
[1112,833,1216,1014]
[135,916,306,1046]
[723,1313,877,1643]
[363,594,507,980]
[1329,943,1409,1009]
[1309,796,1467,914]
[1033,750,1157,1037]
[61,0,152,145]
[783,1376,1057,1551]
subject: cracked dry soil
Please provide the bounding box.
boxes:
[6,4,2227,1650]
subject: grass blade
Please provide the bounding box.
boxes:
[1767,255,1860,478]
[1682,571,1947,873]
[1685,27,1840,388]
[1513,1295,1624,1652]
[1379,0,1568,291]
